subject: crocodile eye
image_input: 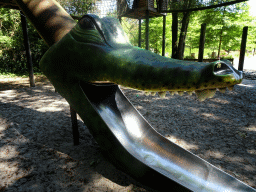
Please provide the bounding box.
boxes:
[79,17,95,30]
[213,63,233,76]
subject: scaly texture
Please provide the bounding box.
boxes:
[40,14,243,101]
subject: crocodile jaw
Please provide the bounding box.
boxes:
[39,14,243,102]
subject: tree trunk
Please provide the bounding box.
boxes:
[177,11,190,60]
[218,7,226,59]
[217,28,223,59]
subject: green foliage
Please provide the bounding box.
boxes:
[0,0,97,75]
[0,36,13,48]
[121,17,139,46]
[139,15,173,56]
[1,1,255,76]
[136,2,255,58]
[58,0,96,16]
[186,2,255,56]
[0,8,48,75]
[0,71,29,78]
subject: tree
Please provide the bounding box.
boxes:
[184,1,255,58]
[0,8,48,74]
[121,17,139,46]
[199,2,251,53]
[0,0,98,74]
[139,14,173,56]
[58,0,97,16]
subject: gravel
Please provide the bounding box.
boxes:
[243,69,256,80]
[0,75,256,191]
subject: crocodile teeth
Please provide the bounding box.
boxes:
[151,92,157,96]
[218,88,226,93]
[169,91,178,96]
[227,86,234,91]
[158,91,167,98]
[195,89,216,101]
[178,91,184,96]
[144,92,150,96]
[187,91,193,96]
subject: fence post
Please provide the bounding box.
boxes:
[172,11,178,59]
[138,19,142,47]
[145,10,149,50]
[162,15,166,56]
[238,26,248,71]
[198,23,206,62]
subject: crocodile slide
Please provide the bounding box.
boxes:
[12,0,255,189]
[37,14,256,191]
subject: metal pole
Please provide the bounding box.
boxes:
[198,23,206,62]
[145,10,149,50]
[162,15,166,56]
[138,19,142,47]
[238,26,248,71]
[70,106,79,145]
[15,0,78,145]
[20,11,35,87]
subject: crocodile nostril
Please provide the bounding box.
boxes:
[213,61,243,80]
[239,70,244,79]
[79,17,95,30]
[213,62,233,76]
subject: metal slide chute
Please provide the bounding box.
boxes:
[78,81,255,192]
[12,0,255,190]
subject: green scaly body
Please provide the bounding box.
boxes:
[40,14,243,101]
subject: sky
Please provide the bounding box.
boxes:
[248,0,256,17]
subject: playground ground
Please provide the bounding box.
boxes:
[0,60,256,191]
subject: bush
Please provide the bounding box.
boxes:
[0,8,48,75]
[220,55,233,60]
[0,35,48,75]
[184,55,196,59]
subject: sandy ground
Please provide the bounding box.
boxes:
[0,73,256,191]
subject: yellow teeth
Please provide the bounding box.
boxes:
[144,92,157,96]
[195,89,216,101]
[143,86,232,99]
[227,86,234,91]
[158,91,167,98]
[218,88,226,93]
[169,91,178,96]
[178,91,184,96]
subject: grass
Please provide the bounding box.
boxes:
[0,71,43,78]
[183,47,255,60]
[0,72,27,78]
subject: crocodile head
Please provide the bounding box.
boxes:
[40,14,243,101]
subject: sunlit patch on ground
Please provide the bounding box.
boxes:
[0,75,256,190]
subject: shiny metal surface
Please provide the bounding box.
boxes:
[9,0,254,190]
[80,82,255,192]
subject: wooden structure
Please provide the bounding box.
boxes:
[118,0,166,53]
[0,0,19,9]
[119,0,167,19]
[159,0,248,13]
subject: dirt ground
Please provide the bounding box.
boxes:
[0,75,256,191]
